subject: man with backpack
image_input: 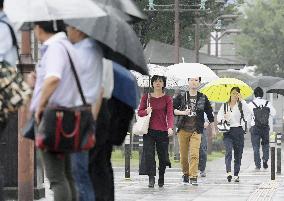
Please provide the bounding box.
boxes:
[248,87,276,170]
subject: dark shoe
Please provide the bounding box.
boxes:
[200,171,206,177]
[227,173,232,182]
[190,178,198,186]
[234,176,240,182]
[158,177,164,187]
[148,176,155,188]
[182,174,189,184]
[263,161,268,169]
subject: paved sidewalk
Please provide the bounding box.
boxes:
[37,134,284,201]
[113,135,284,201]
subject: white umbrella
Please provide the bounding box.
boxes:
[4,0,106,23]
[166,63,219,84]
[131,64,179,88]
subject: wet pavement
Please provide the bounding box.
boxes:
[36,134,284,201]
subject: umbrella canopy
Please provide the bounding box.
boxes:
[200,78,253,103]
[131,64,179,88]
[112,62,140,109]
[166,63,219,84]
[4,0,106,23]
[65,16,147,75]
[252,76,283,88]
[93,0,147,22]
[266,80,284,96]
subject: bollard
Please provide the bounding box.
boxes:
[270,133,276,180]
[276,133,282,174]
[138,135,143,166]
[125,133,131,179]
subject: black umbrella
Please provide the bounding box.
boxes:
[266,80,284,96]
[65,16,148,75]
[93,0,147,22]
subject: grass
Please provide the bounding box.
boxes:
[111,149,225,168]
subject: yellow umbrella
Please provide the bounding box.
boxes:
[200,78,253,103]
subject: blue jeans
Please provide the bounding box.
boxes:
[250,126,270,168]
[199,129,208,172]
[71,152,95,201]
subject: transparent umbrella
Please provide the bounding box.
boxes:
[4,0,106,23]
[131,64,179,88]
[166,63,219,84]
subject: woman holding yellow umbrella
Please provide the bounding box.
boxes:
[216,87,251,183]
[201,78,253,183]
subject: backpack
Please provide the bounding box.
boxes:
[252,101,270,128]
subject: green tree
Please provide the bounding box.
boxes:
[134,0,238,49]
[236,0,284,77]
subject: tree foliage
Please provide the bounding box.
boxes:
[236,0,284,77]
[133,0,238,49]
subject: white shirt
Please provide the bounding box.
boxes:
[217,100,251,128]
[102,59,114,99]
[30,32,85,111]
[0,11,17,66]
[248,97,276,127]
[73,38,103,104]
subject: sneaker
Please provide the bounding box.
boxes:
[255,167,261,171]
[227,172,232,182]
[234,176,240,182]
[190,178,198,186]
[158,177,164,187]
[263,161,268,169]
[200,171,206,177]
[182,174,189,184]
[148,176,155,188]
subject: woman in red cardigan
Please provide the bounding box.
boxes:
[138,75,174,188]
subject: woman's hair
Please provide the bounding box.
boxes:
[151,75,167,90]
[188,77,201,82]
[228,87,241,103]
[34,20,66,34]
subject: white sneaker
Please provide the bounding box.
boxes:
[234,176,240,182]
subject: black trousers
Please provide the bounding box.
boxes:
[139,129,171,176]
[223,127,245,176]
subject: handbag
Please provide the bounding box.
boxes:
[35,46,95,152]
[0,61,32,133]
[217,103,230,133]
[132,94,151,136]
[23,116,35,140]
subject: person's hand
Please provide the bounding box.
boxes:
[183,108,191,116]
[35,106,44,125]
[146,106,152,114]
[168,128,174,136]
[204,121,209,128]
[211,125,217,137]
[237,93,243,101]
[27,71,36,88]
[224,112,230,121]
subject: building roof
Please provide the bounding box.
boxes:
[144,40,247,70]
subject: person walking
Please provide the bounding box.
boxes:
[174,77,215,186]
[199,115,209,177]
[248,87,276,170]
[217,87,251,183]
[0,1,18,199]
[66,25,103,201]
[138,75,174,188]
[30,20,89,201]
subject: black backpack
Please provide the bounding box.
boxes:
[252,101,270,128]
